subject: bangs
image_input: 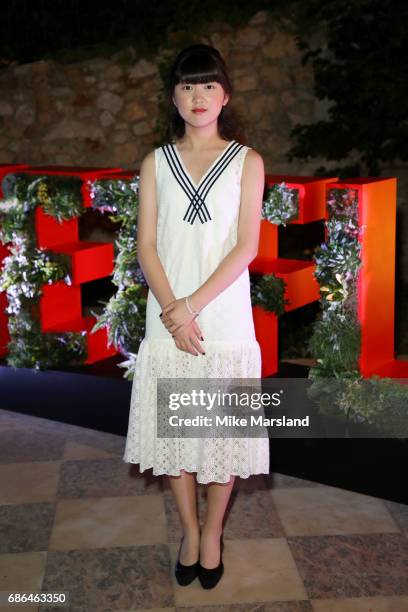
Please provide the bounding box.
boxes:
[177,70,221,85]
[174,53,223,85]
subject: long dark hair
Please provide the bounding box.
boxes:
[164,44,246,145]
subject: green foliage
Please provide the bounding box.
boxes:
[88,176,147,361]
[6,307,87,370]
[307,374,408,438]
[313,189,361,308]
[262,182,299,226]
[250,184,299,326]
[0,174,86,370]
[337,376,408,438]
[88,177,139,224]
[0,234,70,310]
[308,187,362,377]
[308,310,361,377]
[88,177,147,375]
[308,185,408,436]
[307,372,361,425]
[250,273,288,316]
[0,173,145,376]
[0,174,83,242]
[288,0,408,176]
[91,284,147,356]
[88,176,143,288]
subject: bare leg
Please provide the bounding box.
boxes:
[200,475,235,568]
[167,470,200,565]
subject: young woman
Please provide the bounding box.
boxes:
[123,44,269,589]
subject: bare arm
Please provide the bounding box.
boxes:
[136,150,176,310]
[189,148,265,312]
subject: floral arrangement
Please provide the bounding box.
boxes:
[308,187,408,437]
[0,172,145,376]
[0,173,84,241]
[261,181,299,226]
[0,174,87,369]
[87,177,147,378]
[250,272,288,316]
[309,188,362,374]
[0,234,71,315]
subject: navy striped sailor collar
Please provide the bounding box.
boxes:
[161,139,244,225]
[171,139,237,189]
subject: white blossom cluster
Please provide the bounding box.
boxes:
[88,176,139,216]
[0,196,19,213]
[0,232,70,315]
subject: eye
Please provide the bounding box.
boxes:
[180,82,216,90]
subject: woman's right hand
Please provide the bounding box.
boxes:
[172,318,206,356]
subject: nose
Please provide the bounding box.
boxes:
[192,87,205,103]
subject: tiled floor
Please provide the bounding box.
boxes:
[1,408,408,612]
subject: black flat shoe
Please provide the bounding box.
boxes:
[175,536,200,586]
[198,535,224,589]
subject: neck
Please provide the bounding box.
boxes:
[178,129,226,150]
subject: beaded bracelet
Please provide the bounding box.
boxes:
[185,295,200,316]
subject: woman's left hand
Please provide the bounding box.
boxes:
[160,297,197,334]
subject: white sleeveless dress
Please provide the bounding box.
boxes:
[123,139,270,484]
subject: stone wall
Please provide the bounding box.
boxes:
[0,9,407,280]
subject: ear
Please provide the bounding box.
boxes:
[223,93,230,106]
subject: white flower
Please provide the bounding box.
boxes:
[0,196,19,212]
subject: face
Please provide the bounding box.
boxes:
[172,81,229,127]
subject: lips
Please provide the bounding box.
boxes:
[192,109,206,113]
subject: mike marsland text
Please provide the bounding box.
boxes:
[167,415,310,427]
